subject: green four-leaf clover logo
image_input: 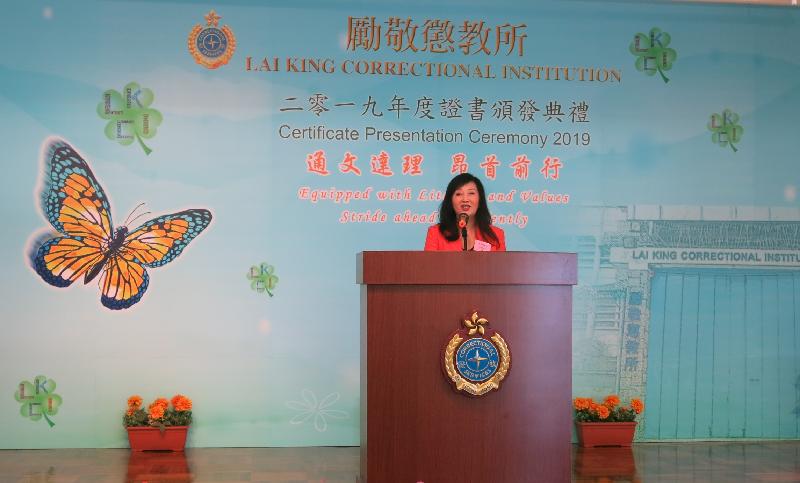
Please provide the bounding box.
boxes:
[97,82,163,155]
[247,263,279,297]
[708,109,743,152]
[630,28,677,83]
[14,376,62,428]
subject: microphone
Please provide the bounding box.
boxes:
[458,213,469,251]
[458,213,469,229]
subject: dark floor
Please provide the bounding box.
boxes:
[0,442,798,482]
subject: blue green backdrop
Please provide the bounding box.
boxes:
[1,0,799,447]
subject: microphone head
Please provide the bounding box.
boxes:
[457,213,469,229]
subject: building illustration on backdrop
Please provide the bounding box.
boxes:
[574,204,800,440]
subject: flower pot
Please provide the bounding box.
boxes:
[126,426,189,451]
[575,421,636,448]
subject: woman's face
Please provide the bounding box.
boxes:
[451,181,480,219]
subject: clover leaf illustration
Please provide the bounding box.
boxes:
[708,109,743,153]
[247,263,279,297]
[629,28,677,83]
[97,82,163,155]
[14,376,62,428]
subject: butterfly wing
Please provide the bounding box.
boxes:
[33,138,114,287]
[122,209,212,268]
[99,254,150,310]
[33,236,106,287]
[39,138,114,240]
[98,209,212,309]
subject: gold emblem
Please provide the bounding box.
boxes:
[443,312,511,396]
[188,10,236,69]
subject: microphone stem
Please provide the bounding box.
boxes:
[461,227,467,251]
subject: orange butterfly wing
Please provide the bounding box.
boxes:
[98,210,212,310]
[34,139,113,286]
[98,253,149,310]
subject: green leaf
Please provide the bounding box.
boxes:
[14,381,34,403]
[658,49,678,71]
[729,125,744,143]
[650,28,671,48]
[134,109,163,139]
[634,56,647,72]
[124,83,154,109]
[97,90,126,120]
[105,121,136,146]
[629,33,651,55]
[36,375,56,394]
[723,109,740,124]
[43,394,63,415]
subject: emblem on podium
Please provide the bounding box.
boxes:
[188,10,236,69]
[443,311,511,396]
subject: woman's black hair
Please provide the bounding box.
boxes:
[438,172,499,244]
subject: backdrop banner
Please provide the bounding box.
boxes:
[1,0,798,447]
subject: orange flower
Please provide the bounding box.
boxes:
[597,405,610,420]
[149,398,169,411]
[127,395,143,409]
[148,404,165,420]
[573,397,592,410]
[171,395,193,412]
[631,399,644,414]
[604,395,620,408]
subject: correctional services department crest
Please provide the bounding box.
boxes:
[443,311,511,396]
[188,10,236,69]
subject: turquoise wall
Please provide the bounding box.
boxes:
[646,269,800,439]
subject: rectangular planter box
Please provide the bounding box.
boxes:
[575,421,636,448]
[126,426,188,451]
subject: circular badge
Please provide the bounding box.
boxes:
[455,338,499,382]
[443,311,511,397]
[196,27,228,58]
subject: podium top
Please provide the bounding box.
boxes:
[357,251,577,285]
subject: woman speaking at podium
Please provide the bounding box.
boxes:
[424,173,506,251]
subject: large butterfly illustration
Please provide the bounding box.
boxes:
[31,137,212,310]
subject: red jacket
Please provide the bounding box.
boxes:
[424,224,506,251]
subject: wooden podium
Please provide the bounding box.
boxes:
[357,251,577,483]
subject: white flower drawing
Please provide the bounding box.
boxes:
[286,389,348,432]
